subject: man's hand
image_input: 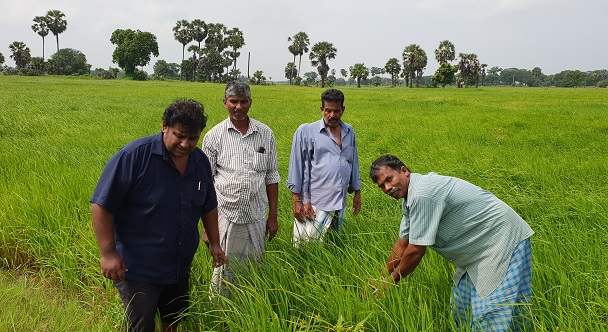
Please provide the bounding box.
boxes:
[266,214,278,241]
[292,201,305,221]
[353,191,362,216]
[302,203,315,221]
[208,244,228,268]
[202,229,210,248]
[100,250,127,281]
[365,275,391,299]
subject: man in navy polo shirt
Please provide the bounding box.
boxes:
[91,99,228,332]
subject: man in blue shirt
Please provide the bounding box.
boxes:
[369,155,534,331]
[90,99,228,332]
[287,89,362,246]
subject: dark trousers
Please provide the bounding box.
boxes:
[114,276,189,332]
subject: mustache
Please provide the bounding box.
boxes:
[388,188,399,196]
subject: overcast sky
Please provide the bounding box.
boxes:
[2,0,606,80]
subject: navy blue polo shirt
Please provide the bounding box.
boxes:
[91,132,217,284]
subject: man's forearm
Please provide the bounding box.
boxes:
[266,183,279,216]
[91,203,116,256]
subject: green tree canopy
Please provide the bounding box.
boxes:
[153,59,180,80]
[434,40,455,65]
[551,70,586,87]
[431,62,458,87]
[205,23,228,52]
[250,70,266,85]
[110,29,159,77]
[190,19,208,50]
[47,48,90,75]
[9,41,31,68]
[402,44,427,87]
[309,41,337,88]
[285,62,297,82]
[0,52,5,65]
[384,58,401,87]
[226,27,245,75]
[173,20,192,63]
[31,16,50,58]
[288,31,310,80]
[350,63,369,88]
[303,71,318,85]
[45,10,67,54]
[457,53,481,87]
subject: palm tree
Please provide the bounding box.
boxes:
[31,16,50,58]
[205,23,228,52]
[384,58,401,87]
[531,67,543,86]
[190,19,208,50]
[309,41,337,88]
[285,62,297,82]
[45,10,67,54]
[402,44,427,87]
[457,53,481,87]
[173,20,192,63]
[434,40,455,65]
[288,32,310,79]
[350,63,369,88]
[9,41,32,68]
[226,27,244,73]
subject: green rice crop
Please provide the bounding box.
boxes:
[0,76,606,331]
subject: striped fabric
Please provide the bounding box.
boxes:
[210,214,266,298]
[292,205,346,246]
[401,172,534,298]
[202,118,280,224]
[452,238,532,331]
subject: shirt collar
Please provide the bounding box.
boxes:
[405,173,421,208]
[226,117,258,136]
[151,132,165,156]
[316,118,349,134]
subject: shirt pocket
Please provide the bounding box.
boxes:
[252,151,268,172]
[342,145,355,164]
[192,185,208,207]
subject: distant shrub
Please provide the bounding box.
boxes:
[596,80,608,88]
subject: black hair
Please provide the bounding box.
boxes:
[369,155,409,182]
[162,99,207,133]
[321,89,345,106]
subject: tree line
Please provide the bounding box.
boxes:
[283,37,608,88]
[2,11,606,88]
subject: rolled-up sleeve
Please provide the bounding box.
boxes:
[348,130,361,193]
[286,124,308,195]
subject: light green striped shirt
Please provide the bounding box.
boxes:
[400,172,534,298]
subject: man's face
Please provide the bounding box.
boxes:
[162,124,201,159]
[374,166,410,200]
[224,95,252,122]
[321,100,344,128]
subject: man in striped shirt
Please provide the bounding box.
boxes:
[202,82,280,298]
[370,155,534,331]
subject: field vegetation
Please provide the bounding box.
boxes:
[0,76,606,331]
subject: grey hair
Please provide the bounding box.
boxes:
[224,81,251,99]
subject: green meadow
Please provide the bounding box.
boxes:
[0,75,607,331]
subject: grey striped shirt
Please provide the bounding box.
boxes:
[202,118,280,224]
[400,172,534,298]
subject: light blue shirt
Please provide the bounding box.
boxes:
[400,172,534,298]
[287,119,361,211]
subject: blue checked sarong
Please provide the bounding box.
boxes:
[452,238,532,331]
